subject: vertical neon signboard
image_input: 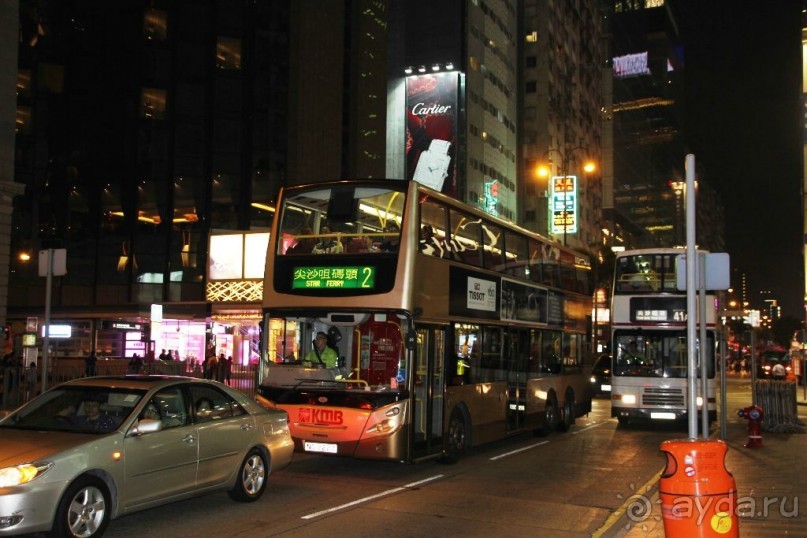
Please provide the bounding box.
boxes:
[550,175,577,235]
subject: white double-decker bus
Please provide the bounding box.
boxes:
[257,179,593,463]
[610,248,717,425]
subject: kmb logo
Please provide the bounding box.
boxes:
[298,407,344,425]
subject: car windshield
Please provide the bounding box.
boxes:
[760,350,788,363]
[0,386,146,433]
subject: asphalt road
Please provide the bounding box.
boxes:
[89,395,690,538]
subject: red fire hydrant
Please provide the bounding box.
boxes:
[737,405,763,448]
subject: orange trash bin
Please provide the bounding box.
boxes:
[659,439,738,537]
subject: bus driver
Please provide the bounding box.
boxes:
[303,331,338,368]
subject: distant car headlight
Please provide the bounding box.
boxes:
[590,376,597,383]
[0,462,53,487]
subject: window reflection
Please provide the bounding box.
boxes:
[216,37,242,70]
[141,88,166,120]
[144,9,168,41]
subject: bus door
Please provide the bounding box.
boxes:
[505,329,529,432]
[354,318,402,386]
[411,326,446,459]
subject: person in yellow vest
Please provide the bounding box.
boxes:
[304,332,338,368]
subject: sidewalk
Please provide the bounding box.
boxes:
[608,377,807,537]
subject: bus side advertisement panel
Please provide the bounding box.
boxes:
[449,267,500,320]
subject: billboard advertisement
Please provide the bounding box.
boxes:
[405,73,458,195]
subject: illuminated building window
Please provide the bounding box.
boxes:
[144,9,168,40]
[216,37,242,70]
[525,31,538,43]
[141,88,167,120]
[16,106,31,134]
[17,70,31,98]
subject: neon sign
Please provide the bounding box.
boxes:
[483,179,499,216]
[550,175,577,235]
[292,266,376,289]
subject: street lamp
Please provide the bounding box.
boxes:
[536,146,596,246]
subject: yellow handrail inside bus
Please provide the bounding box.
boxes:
[380,192,400,229]
[334,378,369,388]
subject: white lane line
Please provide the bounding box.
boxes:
[571,421,609,434]
[489,440,549,461]
[300,474,445,520]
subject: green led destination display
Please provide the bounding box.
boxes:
[292,266,376,289]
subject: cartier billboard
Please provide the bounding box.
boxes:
[404,72,458,195]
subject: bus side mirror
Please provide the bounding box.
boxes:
[405,331,417,351]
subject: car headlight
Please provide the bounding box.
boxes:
[0,462,53,487]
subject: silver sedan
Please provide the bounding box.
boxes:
[0,376,294,537]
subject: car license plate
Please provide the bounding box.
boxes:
[601,384,611,391]
[304,441,338,454]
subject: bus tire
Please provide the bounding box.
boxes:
[535,395,558,437]
[556,391,575,432]
[439,409,468,464]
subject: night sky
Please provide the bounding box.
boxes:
[678,1,803,318]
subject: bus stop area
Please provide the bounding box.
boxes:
[607,377,807,537]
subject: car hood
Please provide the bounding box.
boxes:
[0,429,117,466]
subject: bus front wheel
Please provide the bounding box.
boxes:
[535,396,558,436]
[440,410,468,464]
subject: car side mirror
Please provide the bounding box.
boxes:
[129,418,163,436]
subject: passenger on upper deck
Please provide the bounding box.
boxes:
[312,225,344,254]
[379,222,400,252]
[287,227,315,254]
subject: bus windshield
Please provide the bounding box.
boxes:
[277,186,405,256]
[262,311,408,395]
[613,333,715,379]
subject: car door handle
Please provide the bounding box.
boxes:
[182,434,196,443]
[240,423,252,431]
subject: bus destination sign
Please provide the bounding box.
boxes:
[629,297,687,323]
[292,266,376,289]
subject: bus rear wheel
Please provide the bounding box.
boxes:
[557,394,575,432]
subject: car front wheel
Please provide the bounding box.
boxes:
[228,448,268,502]
[51,476,110,538]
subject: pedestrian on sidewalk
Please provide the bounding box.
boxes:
[24,362,37,401]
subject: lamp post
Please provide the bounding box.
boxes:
[536,146,596,246]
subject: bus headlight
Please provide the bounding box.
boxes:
[364,403,406,437]
[621,394,636,405]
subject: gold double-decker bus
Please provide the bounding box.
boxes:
[258,180,593,463]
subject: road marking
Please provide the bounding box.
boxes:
[571,421,609,434]
[591,468,663,538]
[489,441,549,461]
[300,475,444,520]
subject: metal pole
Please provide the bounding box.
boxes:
[563,152,568,246]
[42,248,53,393]
[685,154,698,438]
[720,322,728,439]
[699,252,709,437]
[750,330,757,406]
